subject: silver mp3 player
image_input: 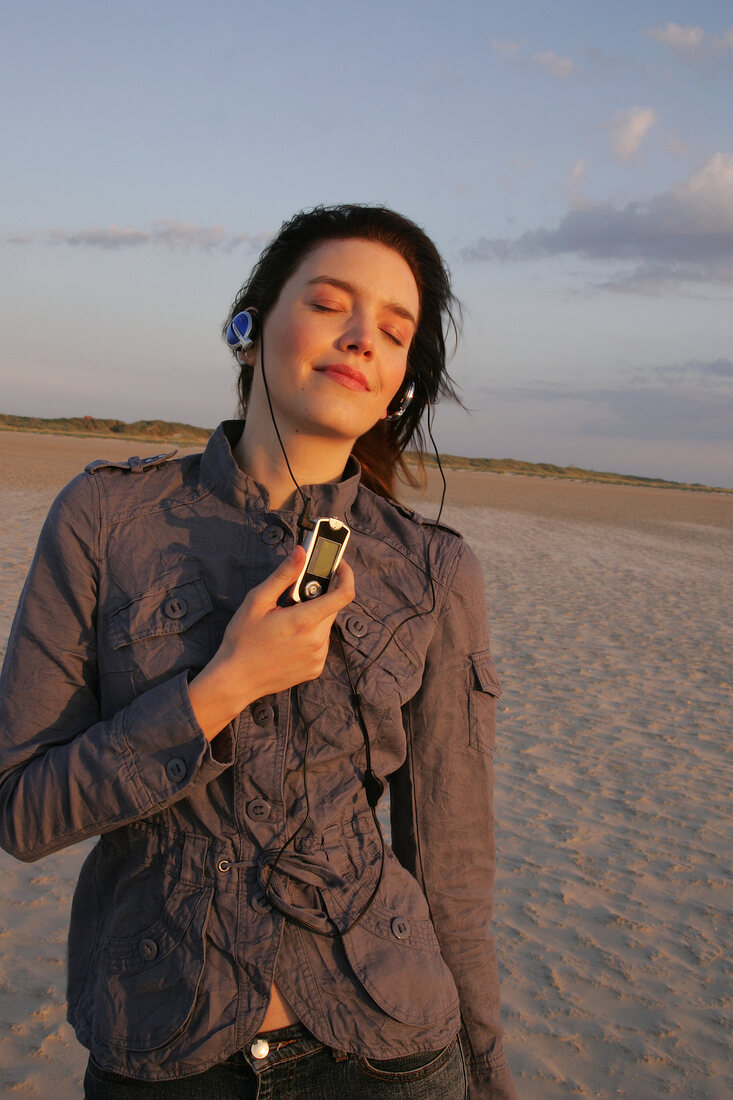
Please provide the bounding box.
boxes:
[291,518,350,602]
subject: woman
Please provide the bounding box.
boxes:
[0,205,518,1099]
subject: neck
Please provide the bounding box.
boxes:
[234,417,352,510]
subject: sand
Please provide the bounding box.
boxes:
[1,431,731,1099]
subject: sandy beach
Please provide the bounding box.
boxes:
[1,431,731,1099]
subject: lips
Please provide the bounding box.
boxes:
[314,364,370,392]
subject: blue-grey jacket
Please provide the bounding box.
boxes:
[0,422,517,1098]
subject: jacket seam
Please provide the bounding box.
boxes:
[104,487,216,528]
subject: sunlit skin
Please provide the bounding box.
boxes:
[190,239,420,1030]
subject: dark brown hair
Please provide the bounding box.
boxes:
[224,204,460,499]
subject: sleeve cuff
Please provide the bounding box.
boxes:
[119,671,235,813]
[460,1029,520,1100]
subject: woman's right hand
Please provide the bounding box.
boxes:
[189,546,355,741]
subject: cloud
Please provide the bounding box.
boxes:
[650,357,733,383]
[646,22,733,57]
[473,358,733,445]
[609,106,657,161]
[583,386,732,443]
[660,128,692,157]
[461,154,733,291]
[9,221,269,252]
[490,38,523,58]
[531,50,574,79]
[491,39,576,79]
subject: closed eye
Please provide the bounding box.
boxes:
[310,300,342,313]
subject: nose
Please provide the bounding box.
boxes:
[337,315,374,358]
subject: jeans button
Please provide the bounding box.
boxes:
[251,1038,270,1059]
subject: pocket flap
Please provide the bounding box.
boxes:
[107,578,212,650]
[470,650,502,697]
[327,893,459,1027]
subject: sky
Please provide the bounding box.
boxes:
[2,0,732,487]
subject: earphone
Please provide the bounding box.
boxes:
[385,378,415,421]
[226,310,257,361]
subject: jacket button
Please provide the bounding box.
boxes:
[251,1038,270,1059]
[262,525,285,545]
[163,596,187,619]
[138,938,158,960]
[166,757,187,782]
[391,916,411,940]
[252,703,274,725]
[247,798,271,820]
[252,891,271,913]
[345,614,368,639]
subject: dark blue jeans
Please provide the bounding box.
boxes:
[83,1024,468,1099]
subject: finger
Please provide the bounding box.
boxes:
[331,560,355,601]
[304,560,355,622]
[249,546,306,608]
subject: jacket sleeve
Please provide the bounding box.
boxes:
[0,472,234,863]
[390,541,519,1100]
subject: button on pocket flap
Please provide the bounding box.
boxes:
[470,650,502,698]
[331,896,459,1027]
[336,599,418,676]
[107,578,213,650]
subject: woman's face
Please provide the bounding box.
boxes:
[250,238,420,448]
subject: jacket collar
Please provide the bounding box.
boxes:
[199,421,362,519]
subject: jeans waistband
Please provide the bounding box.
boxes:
[245,1023,330,1071]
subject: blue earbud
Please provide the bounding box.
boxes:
[226,310,256,353]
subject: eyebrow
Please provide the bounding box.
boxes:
[306,276,418,329]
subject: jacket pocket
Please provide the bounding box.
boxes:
[102,574,215,685]
[88,832,214,1051]
[323,859,460,1028]
[330,598,419,703]
[468,649,501,757]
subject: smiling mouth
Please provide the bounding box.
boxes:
[314,364,370,391]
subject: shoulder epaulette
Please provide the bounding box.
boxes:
[392,501,463,540]
[422,517,464,539]
[84,450,177,475]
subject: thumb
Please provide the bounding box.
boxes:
[250,546,306,608]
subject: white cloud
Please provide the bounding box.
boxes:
[646,22,733,57]
[490,38,523,58]
[461,154,733,292]
[490,39,576,79]
[11,222,270,252]
[531,50,574,79]
[609,106,657,161]
[569,160,591,209]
